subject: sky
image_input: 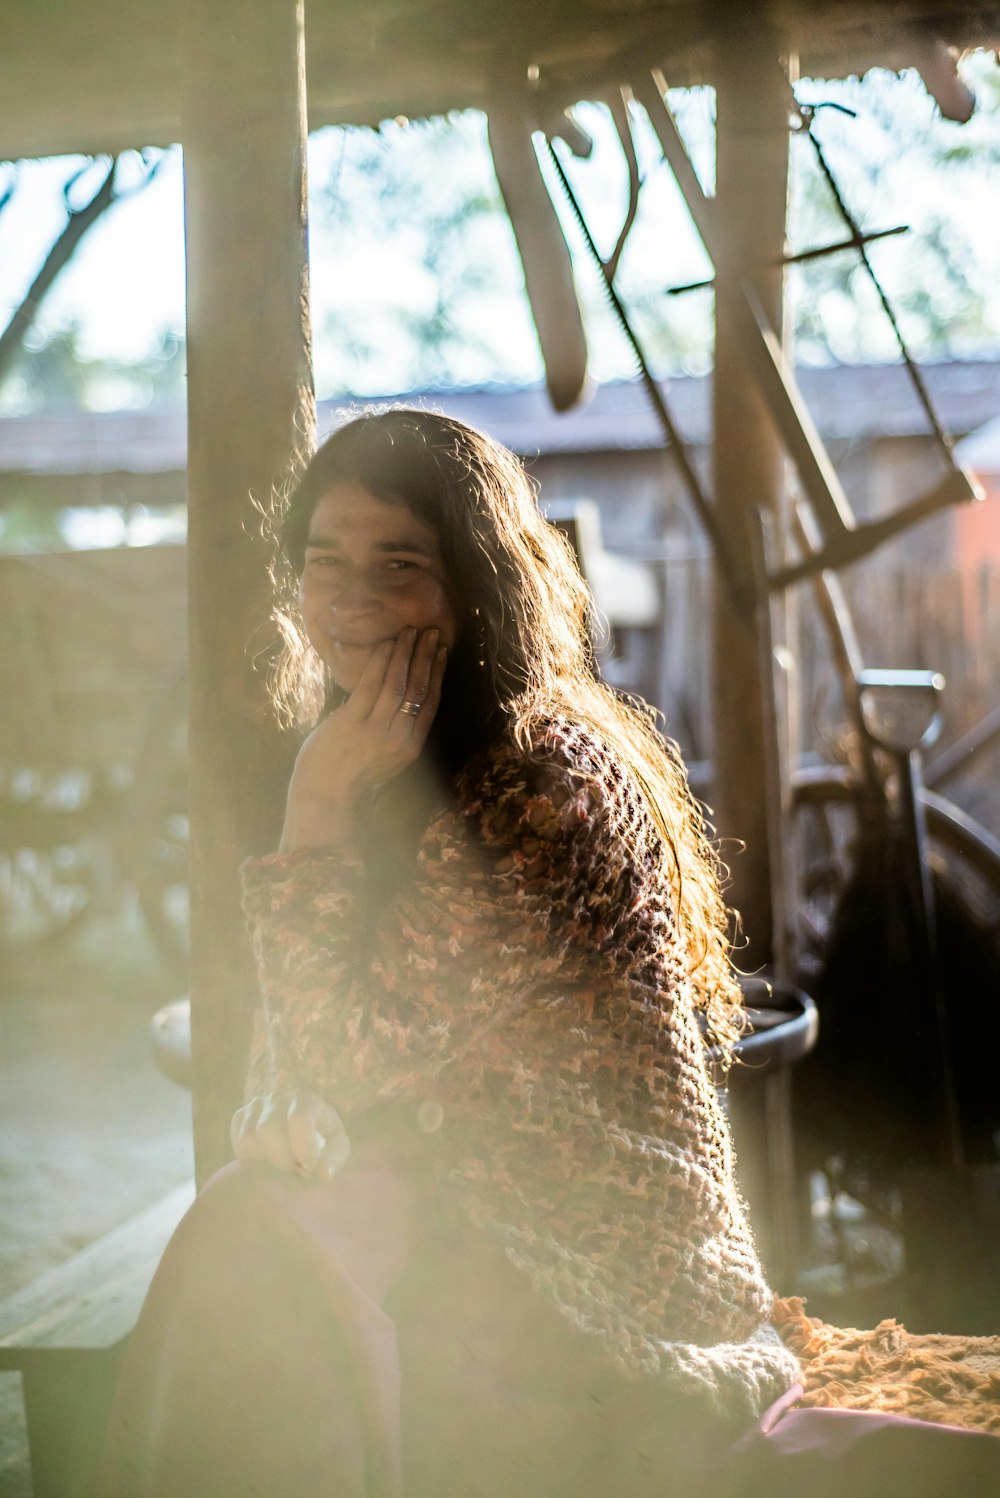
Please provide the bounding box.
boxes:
[1,52,999,407]
[0,149,186,364]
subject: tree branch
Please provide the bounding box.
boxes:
[0,165,18,217]
[0,156,120,386]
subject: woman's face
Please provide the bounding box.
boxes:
[298,482,459,694]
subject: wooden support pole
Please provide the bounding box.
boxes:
[182,0,314,1183]
[711,26,792,967]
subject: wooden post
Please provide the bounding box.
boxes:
[182,0,314,1183]
[711,26,792,966]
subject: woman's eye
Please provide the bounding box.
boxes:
[385,559,417,573]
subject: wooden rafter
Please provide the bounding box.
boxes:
[1,1,998,157]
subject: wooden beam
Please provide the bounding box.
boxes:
[1,2,996,161]
[182,0,315,1184]
[710,26,793,966]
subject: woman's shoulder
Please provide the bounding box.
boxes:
[461,712,611,795]
[458,712,650,851]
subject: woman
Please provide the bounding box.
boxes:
[101,409,998,1498]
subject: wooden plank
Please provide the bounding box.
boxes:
[707,28,793,965]
[0,1181,194,1363]
[2,1,996,163]
[637,72,857,546]
[182,0,315,1183]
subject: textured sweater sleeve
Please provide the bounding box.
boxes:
[240,842,374,1104]
[238,733,618,1109]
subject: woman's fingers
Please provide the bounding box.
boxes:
[316,1134,352,1182]
[338,624,447,740]
[344,637,395,719]
[230,1099,260,1158]
[230,1096,275,1164]
[400,628,440,718]
[313,1100,352,1180]
[286,1092,348,1177]
[419,641,448,724]
[233,1092,351,1182]
[292,626,448,819]
[285,1095,323,1176]
[289,1094,352,1180]
[373,627,443,734]
[250,1094,298,1172]
[403,639,448,749]
[369,628,419,727]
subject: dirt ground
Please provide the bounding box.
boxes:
[0,910,193,1496]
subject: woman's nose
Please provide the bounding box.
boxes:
[326,568,377,614]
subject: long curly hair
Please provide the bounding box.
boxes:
[271,405,743,1051]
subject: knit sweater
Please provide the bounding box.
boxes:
[241,717,800,1418]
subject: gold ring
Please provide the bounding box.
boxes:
[399,699,422,716]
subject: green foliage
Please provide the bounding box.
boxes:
[787,55,1000,364]
[1,326,184,415]
[307,56,1000,391]
[310,114,541,393]
[0,496,68,550]
[5,56,999,408]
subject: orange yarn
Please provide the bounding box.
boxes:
[773,1296,1000,1435]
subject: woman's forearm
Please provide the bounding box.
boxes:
[279,778,359,852]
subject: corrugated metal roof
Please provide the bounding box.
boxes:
[1,361,999,477]
[0,408,189,478]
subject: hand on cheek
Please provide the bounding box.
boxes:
[280,626,448,852]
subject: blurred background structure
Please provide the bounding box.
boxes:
[2,3,1000,1494]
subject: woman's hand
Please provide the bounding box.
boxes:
[230,1091,352,1181]
[281,626,447,851]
